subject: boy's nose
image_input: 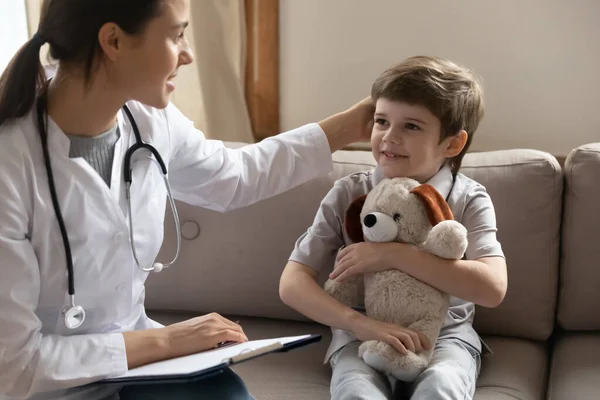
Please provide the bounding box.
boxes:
[382,131,402,144]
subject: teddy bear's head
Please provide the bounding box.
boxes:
[344,177,454,245]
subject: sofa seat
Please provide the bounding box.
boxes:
[149,311,550,400]
[476,337,549,400]
[547,333,600,400]
[149,311,333,400]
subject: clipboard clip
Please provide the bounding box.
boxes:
[226,342,284,364]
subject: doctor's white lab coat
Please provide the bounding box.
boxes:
[0,101,333,400]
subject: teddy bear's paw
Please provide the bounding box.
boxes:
[425,220,468,260]
[360,341,429,382]
[388,351,428,382]
[359,341,396,374]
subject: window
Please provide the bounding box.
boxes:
[0,0,29,74]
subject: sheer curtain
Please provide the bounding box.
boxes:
[171,0,254,142]
[22,0,254,143]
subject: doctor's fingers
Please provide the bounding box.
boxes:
[205,312,244,330]
[214,328,248,345]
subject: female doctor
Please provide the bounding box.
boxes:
[0,0,373,399]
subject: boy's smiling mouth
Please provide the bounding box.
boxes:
[381,150,409,159]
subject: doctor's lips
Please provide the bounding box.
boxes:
[166,73,178,91]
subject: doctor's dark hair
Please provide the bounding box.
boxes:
[0,0,163,129]
[371,56,485,175]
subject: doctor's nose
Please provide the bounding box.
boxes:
[180,46,194,66]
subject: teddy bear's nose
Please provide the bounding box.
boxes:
[364,214,377,228]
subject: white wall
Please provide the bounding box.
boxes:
[0,0,29,74]
[280,0,600,156]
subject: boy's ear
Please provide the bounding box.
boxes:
[410,184,454,226]
[443,130,468,158]
[344,195,367,243]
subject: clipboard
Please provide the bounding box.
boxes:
[98,334,321,386]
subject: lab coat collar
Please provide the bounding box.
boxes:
[44,109,126,158]
[372,163,454,200]
[46,115,71,156]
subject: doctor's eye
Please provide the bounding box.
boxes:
[393,213,401,221]
[174,31,185,41]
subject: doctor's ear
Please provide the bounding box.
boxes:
[442,130,468,158]
[97,22,126,62]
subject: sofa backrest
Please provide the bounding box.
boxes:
[460,150,562,341]
[146,145,562,341]
[557,143,600,331]
[146,145,377,321]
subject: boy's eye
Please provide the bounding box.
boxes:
[375,118,388,126]
[405,123,421,131]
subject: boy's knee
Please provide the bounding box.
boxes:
[331,369,392,400]
[412,362,476,399]
[331,376,388,400]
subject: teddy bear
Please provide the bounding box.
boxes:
[324,177,468,381]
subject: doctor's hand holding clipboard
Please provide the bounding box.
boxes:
[0,1,374,399]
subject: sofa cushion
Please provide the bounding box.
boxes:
[547,333,600,400]
[146,146,561,342]
[475,337,548,400]
[148,311,333,400]
[460,150,562,341]
[557,143,600,330]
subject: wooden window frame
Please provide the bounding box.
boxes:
[244,0,279,141]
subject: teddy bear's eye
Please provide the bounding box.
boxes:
[393,213,401,222]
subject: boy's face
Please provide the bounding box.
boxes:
[371,98,464,182]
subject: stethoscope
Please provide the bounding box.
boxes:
[36,94,182,330]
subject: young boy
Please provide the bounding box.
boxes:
[279,56,507,399]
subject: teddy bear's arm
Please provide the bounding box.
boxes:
[422,220,468,260]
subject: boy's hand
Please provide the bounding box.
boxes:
[350,313,431,355]
[330,242,401,281]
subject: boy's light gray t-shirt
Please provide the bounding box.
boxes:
[289,164,505,363]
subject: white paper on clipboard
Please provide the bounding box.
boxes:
[101,334,317,383]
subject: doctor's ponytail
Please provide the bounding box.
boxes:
[0,35,47,129]
[0,0,162,130]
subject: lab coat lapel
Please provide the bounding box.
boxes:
[46,116,128,227]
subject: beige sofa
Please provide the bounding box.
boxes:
[144,142,600,400]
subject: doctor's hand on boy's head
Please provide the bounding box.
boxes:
[318,96,375,153]
[162,313,248,358]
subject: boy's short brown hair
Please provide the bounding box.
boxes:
[371,55,484,174]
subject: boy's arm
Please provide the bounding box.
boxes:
[280,261,430,355]
[330,186,508,308]
[279,181,430,354]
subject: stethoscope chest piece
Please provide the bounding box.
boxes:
[63,302,85,330]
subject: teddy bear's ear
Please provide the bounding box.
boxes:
[344,194,367,243]
[410,184,454,226]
